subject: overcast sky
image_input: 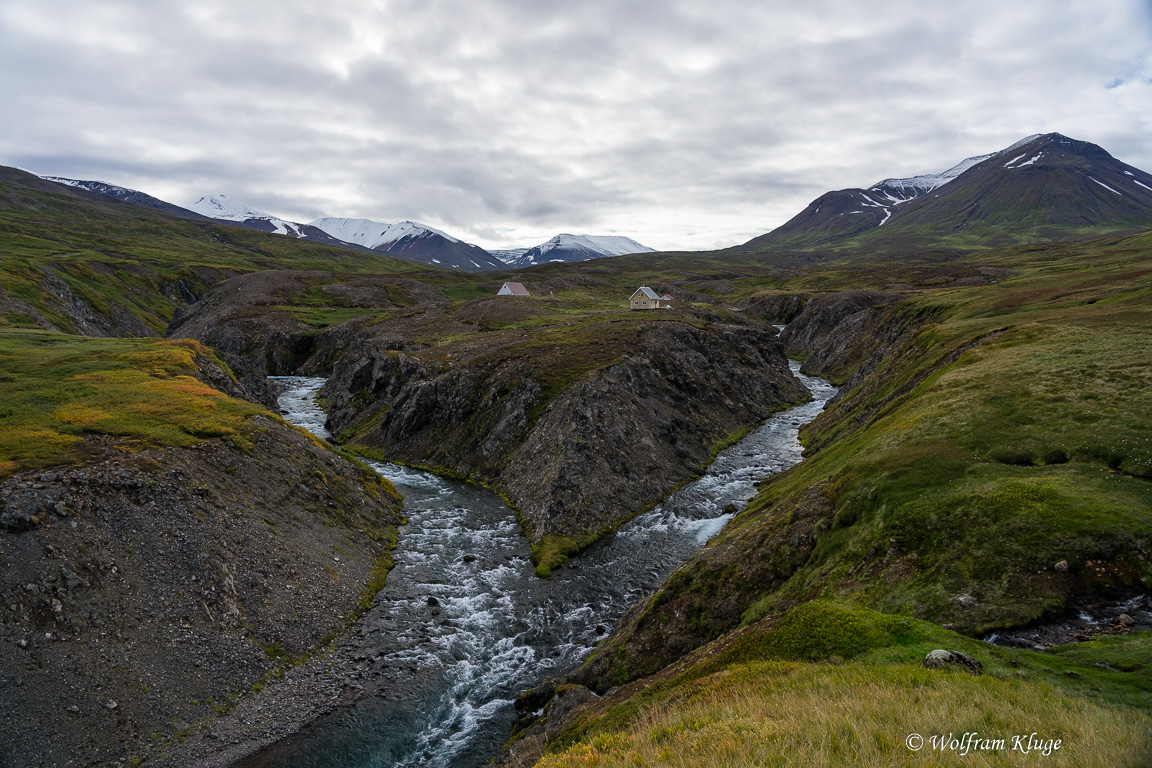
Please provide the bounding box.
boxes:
[2,1,1151,251]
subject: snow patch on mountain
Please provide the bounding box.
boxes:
[41,175,104,190]
[490,248,529,265]
[310,217,459,249]
[540,234,654,257]
[189,195,307,237]
[191,194,273,222]
[1091,178,1123,196]
[872,153,994,200]
[1000,133,1045,154]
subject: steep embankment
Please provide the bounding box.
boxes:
[506,232,1152,766]
[324,316,809,573]
[0,334,404,768]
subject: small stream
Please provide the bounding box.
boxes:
[253,363,836,767]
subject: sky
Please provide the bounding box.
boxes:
[2,1,1151,252]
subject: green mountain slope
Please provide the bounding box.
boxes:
[0,166,421,336]
[741,134,1152,258]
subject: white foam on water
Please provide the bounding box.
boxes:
[688,513,735,544]
[272,363,838,768]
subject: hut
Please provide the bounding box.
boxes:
[497,282,530,296]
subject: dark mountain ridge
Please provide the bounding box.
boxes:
[744,133,1152,257]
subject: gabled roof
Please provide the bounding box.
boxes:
[632,286,660,300]
[501,281,530,295]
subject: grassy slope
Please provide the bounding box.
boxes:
[0,332,270,474]
[0,168,420,334]
[744,233,1152,630]
[539,603,1152,767]
[530,231,1152,765]
[0,330,400,512]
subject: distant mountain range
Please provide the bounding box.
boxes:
[37,132,1152,269]
[491,234,656,267]
[742,133,1152,257]
[309,216,505,271]
[34,178,654,272]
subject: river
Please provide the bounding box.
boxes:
[252,362,836,767]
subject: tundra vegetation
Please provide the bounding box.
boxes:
[514,231,1152,766]
[1,165,1150,765]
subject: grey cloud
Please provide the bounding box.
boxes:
[1,0,1150,250]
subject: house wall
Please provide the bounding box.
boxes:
[630,292,657,310]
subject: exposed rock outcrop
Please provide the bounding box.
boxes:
[168,270,445,409]
[0,421,403,767]
[324,321,809,546]
[735,291,811,324]
[923,649,983,674]
[779,289,905,382]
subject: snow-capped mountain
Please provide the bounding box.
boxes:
[747,133,1152,254]
[494,234,655,267]
[311,217,456,250]
[310,216,505,270]
[190,195,309,237]
[38,175,651,272]
[39,176,205,219]
[490,248,530,263]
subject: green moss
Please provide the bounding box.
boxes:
[0,331,266,474]
[717,600,921,665]
[533,533,594,578]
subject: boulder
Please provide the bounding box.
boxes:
[923,649,982,674]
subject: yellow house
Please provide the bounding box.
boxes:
[630,286,672,310]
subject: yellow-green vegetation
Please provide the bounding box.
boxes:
[534,532,602,578]
[558,230,1152,765]
[539,603,1152,767]
[0,330,265,475]
[740,233,1152,631]
[538,662,1151,767]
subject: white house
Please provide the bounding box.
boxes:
[497,282,530,296]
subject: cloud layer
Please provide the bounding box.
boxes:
[2,0,1150,250]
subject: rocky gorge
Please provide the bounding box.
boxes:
[321,318,810,569]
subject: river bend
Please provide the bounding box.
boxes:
[253,363,835,767]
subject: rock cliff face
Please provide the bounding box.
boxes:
[779,289,905,382]
[168,270,440,408]
[734,291,810,325]
[324,321,809,547]
[0,409,403,766]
